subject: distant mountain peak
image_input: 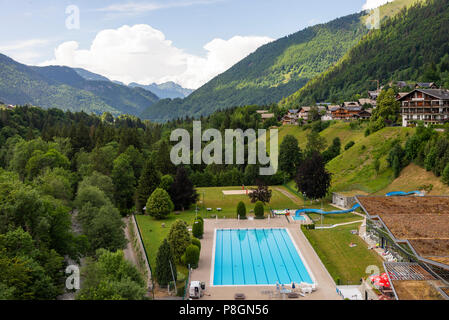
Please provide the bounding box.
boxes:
[128,81,193,99]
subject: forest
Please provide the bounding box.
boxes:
[281,0,449,106]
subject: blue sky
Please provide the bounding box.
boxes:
[0,0,389,88]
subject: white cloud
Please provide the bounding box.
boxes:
[96,0,223,14]
[0,39,51,64]
[40,24,273,89]
[362,0,394,10]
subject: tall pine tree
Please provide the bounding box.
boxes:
[155,239,176,286]
[169,167,198,211]
[136,159,161,213]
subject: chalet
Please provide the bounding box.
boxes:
[261,113,275,121]
[354,109,372,120]
[256,110,268,114]
[321,105,339,121]
[298,106,327,121]
[358,98,377,108]
[287,109,299,118]
[389,81,408,89]
[398,89,449,127]
[282,115,297,125]
[415,82,438,89]
[332,102,363,120]
[368,90,381,100]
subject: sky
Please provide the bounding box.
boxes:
[0,0,393,89]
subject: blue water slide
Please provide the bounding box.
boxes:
[295,190,423,217]
[385,190,422,197]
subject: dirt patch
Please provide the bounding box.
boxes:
[359,196,449,216]
[409,239,449,257]
[427,257,449,265]
[393,280,445,300]
[222,190,253,195]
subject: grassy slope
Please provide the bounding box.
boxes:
[327,126,415,193]
[302,223,384,284]
[378,163,449,195]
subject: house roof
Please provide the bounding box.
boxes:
[261,113,275,119]
[358,98,376,106]
[398,89,449,101]
[343,101,360,107]
[328,105,341,111]
[288,109,299,114]
[256,110,268,114]
[415,82,436,88]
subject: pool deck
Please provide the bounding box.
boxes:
[190,217,341,300]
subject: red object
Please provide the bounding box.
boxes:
[373,273,391,288]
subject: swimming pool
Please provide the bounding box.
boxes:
[212,228,313,286]
[292,215,306,221]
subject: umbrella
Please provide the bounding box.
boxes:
[369,274,380,282]
[374,273,391,288]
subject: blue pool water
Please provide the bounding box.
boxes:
[213,229,313,286]
[292,215,306,221]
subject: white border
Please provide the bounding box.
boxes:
[209,227,316,287]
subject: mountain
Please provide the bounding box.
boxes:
[129,81,193,99]
[140,0,424,122]
[0,54,159,116]
[140,12,370,121]
[73,68,110,82]
[281,0,447,106]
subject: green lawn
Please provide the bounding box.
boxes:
[136,212,196,278]
[193,186,298,218]
[302,223,384,285]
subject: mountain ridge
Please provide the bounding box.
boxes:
[0,55,159,116]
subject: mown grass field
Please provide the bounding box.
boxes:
[302,223,384,285]
[192,186,298,218]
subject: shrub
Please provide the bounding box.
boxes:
[344,141,355,151]
[254,201,265,219]
[146,188,174,219]
[191,237,201,251]
[168,220,191,262]
[183,244,200,268]
[192,219,203,239]
[443,163,449,185]
[237,201,246,219]
[197,216,204,234]
[177,285,185,297]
